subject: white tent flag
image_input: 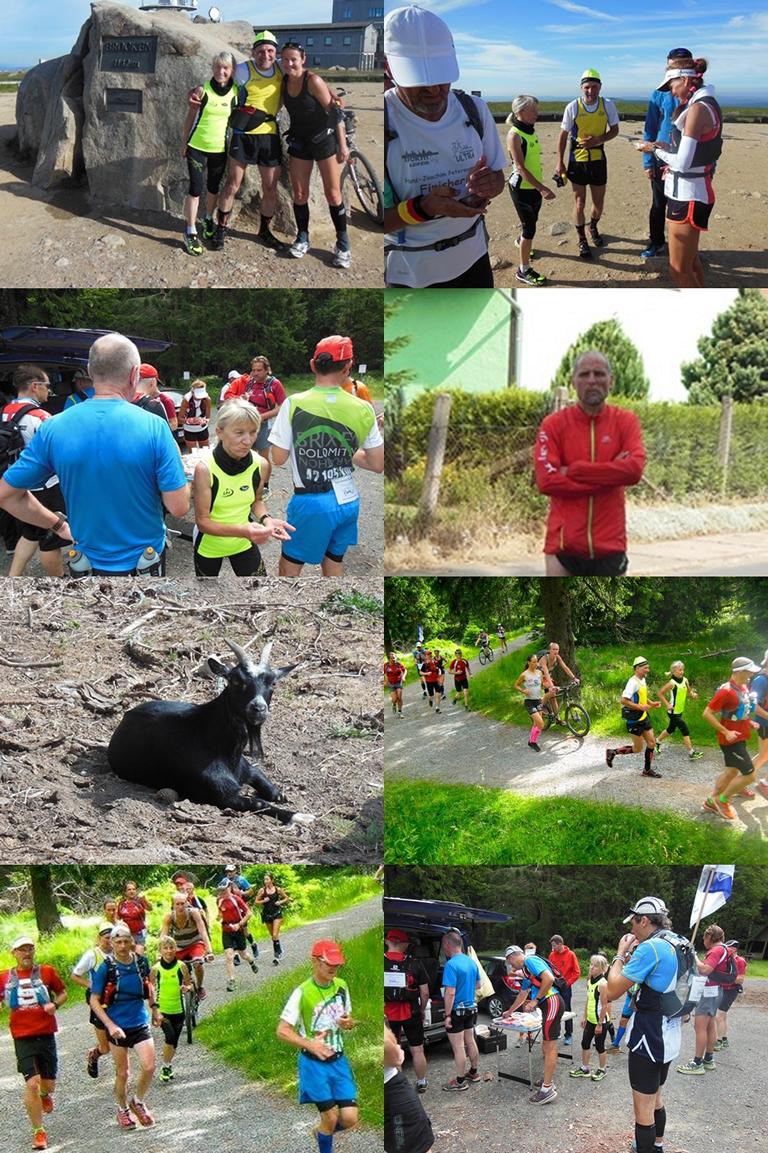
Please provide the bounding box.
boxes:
[689,865,735,927]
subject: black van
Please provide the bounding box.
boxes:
[384,896,510,1044]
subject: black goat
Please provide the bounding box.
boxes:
[107,640,297,818]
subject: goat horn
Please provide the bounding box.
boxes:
[225,639,253,667]
[257,641,274,669]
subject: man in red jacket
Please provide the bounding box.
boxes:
[548,934,581,1045]
[534,350,646,576]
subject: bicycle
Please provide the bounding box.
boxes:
[182,954,214,1044]
[541,681,590,737]
[478,643,494,666]
[336,88,383,225]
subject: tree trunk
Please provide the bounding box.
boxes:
[30,867,63,935]
[539,579,579,677]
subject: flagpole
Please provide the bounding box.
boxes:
[689,866,717,948]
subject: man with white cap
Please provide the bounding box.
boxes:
[556,70,620,259]
[606,656,662,778]
[502,944,564,1105]
[0,935,68,1151]
[605,896,682,1153]
[701,655,762,820]
[383,5,506,288]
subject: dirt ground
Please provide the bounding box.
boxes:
[0,576,384,864]
[409,983,767,1153]
[482,120,768,288]
[0,85,383,289]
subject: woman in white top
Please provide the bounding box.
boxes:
[638,57,722,287]
[515,654,546,753]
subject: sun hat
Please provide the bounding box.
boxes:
[633,656,649,668]
[385,5,459,88]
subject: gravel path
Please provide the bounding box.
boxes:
[385,659,768,835]
[405,979,768,1153]
[0,896,383,1153]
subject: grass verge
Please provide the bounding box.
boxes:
[384,780,768,865]
[196,924,383,1127]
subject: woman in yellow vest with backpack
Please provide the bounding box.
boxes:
[506,95,556,286]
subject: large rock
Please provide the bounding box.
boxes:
[15,2,311,227]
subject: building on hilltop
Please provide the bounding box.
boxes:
[261,1,383,69]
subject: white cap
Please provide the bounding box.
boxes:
[623,896,668,923]
[657,67,697,91]
[11,934,35,949]
[385,5,459,88]
[227,370,241,380]
[732,656,760,674]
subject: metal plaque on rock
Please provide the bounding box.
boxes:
[101,35,158,74]
[105,89,144,114]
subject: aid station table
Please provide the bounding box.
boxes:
[493,1010,576,1089]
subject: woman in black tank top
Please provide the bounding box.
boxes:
[254,872,289,964]
[280,42,351,269]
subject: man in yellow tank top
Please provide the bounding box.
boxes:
[556,70,620,260]
[211,31,288,253]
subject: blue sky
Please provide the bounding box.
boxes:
[386,0,768,101]
[1,2,335,67]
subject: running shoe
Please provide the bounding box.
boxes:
[116,1109,137,1130]
[39,1095,54,1114]
[591,1068,607,1082]
[129,1098,155,1127]
[563,1035,572,1045]
[416,1079,428,1094]
[703,796,719,814]
[250,959,259,974]
[529,1086,557,1105]
[201,217,216,240]
[641,242,666,258]
[442,1078,468,1092]
[516,266,547,286]
[569,1067,591,1078]
[605,749,616,768]
[712,796,736,820]
[689,750,704,760]
[87,1046,100,1078]
[159,1065,174,1082]
[578,237,592,259]
[234,954,241,966]
[714,1037,729,1050]
[32,1130,48,1151]
[702,1058,716,1072]
[435,707,441,714]
[609,1044,621,1052]
[676,1060,705,1075]
[259,229,290,252]
[226,978,235,992]
[273,956,280,965]
[197,987,207,1000]
[737,787,755,798]
[588,221,604,246]
[183,232,204,256]
[212,225,226,251]
[528,741,541,752]
[289,235,310,258]
[332,244,352,269]
[641,767,662,778]
[654,743,663,755]
[515,235,537,259]
[465,1069,482,1083]
[756,779,768,800]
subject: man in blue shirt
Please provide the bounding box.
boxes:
[440,931,481,1093]
[0,333,188,574]
[640,48,693,258]
[503,945,565,1105]
[606,896,683,1153]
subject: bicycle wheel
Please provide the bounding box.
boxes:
[486,648,494,662]
[345,150,384,224]
[183,988,197,1044]
[478,649,488,665]
[565,704,591,738]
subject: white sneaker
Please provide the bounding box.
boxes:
[289,237,310,258]
[332,245,352,269]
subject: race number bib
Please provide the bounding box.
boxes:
[384,971,407,988]
[332,475,358,505]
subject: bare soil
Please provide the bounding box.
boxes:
[0,85,384,289]
[0,575,384,864]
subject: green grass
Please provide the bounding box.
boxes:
[196,924,383,1127]
[284,373,384,400]
[322,588,384,616]
[747,960,768,977]
[469,623,759,745]
[384,780,768,865]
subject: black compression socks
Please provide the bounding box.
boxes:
[635,1123,656,1153]
[645,747,654,771]
[293,203,310,233]
[259,214,273,234]
[576,223,586,237]
[329,202,348,235]
[217,209,230,226]
[654,1107,666,1140]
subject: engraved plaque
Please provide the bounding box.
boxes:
[100,35,158,74]
[105,89,144,114]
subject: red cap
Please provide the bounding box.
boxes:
[139,363,160,381]
[385,928,409,943]
[313,335,353,363]
[310,939,346,965]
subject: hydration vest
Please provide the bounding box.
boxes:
[384,951,422,1004]
[570,97,609,162]
[522,957,568,997]
[670,94,722,176]
[507,120,542,190]
[4,965,51,1010]
[100,954,151,1008]
[634,929,699,1020]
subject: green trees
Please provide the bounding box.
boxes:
[552,318,650,398]
[683,289,768,403]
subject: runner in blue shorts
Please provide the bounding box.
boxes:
[269,335,383,578]
[277,939,358,1153]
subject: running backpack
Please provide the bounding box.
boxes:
[648,929,700,1019]
[703,943,737,986]
[100,954,151,1008]
[523,957,569,997]
[3,964,51,1010]
[384,89,484,198]
[0,403,36,478]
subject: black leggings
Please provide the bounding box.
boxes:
[194,544,265,576]
[187,146,228,199]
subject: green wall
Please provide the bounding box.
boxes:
[386,289,517,402]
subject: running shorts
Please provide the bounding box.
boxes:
[557,551,628,577]
[540,993,564,1042]
[566,155,607,187]
[628,1052,669,1095]
[19,483,66,549]
[186,146,228,198]
[453,678,469,692]
[229,132,282,167]
[297,1050,358,1109]
[385,1070,435,1153]
[194,544,265,578]
[524,699,543,716]
[176,941,207,963]
[282,490,359,566]
[388,1013,425,1048]
[110,1024,152,1049]
[627,718,654,735]
[721,740,754,775]
[666,712,690,737]
[160,1012,185,1049]
[287,132,337,162]
[694,988,722,1016]
[14,1035,58,1081]
[425,682,439,697]
[666,198,713,231]
[581,1020,608,1053]
[719,987,740,1013]
[388,681,404,692]
[755,723,768,741]
[508,186,543,240]
[222,928,248,952]
[446,1007,477,1033]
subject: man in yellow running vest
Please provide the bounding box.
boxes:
[556,70,619,260]
[212,31,288,252]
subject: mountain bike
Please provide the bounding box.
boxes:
[337,89,384,225]
[183,982,199,1044]
[541,681,590,737]
[478,643,494,665]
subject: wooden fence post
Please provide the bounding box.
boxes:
[718,395,733,495]
[552,386,569,412]
[416,392,452,535]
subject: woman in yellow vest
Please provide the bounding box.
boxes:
[556,70,620,260]
[192,398,294,576]
[506,95,556,286]
[180,52,237,256]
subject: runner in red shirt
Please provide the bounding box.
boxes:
[548,934,581,1044]
[701,656,760,820]
[420,651,442,714]
[449,649,471,709]
[715,939,746,1050]
[117,881,153,956]
[383,653,407,717]
[0,936,67,1151]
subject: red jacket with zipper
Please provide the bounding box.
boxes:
[534,403,645,558]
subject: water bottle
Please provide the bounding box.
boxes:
[136,546,159,574]
[423,999,432,1026]
[66,548,92,575]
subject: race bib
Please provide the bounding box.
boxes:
[384,972,407,988]
[702,982,719,998]
[688,974,707,1002]
[16,978,39,1008]
[332,474,358,505]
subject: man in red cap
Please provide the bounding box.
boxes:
[269,335,383,577]
[277,939,358,1153]
[384,928,430,1092]
[137,365,177,431]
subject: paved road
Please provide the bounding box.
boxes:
[386,668,768,835]
[0,896,383,1153]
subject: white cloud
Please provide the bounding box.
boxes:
[548,0,622,21]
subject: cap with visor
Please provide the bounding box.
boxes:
[313,335,354,364]
[623,896,668,923]
[311,939,346,965]
[385,5,459,88]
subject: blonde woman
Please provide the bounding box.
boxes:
[192,398,293,576]
[656,660,703,760]
[570,954,610,1081]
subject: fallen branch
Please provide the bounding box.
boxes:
[0,656,64,669]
